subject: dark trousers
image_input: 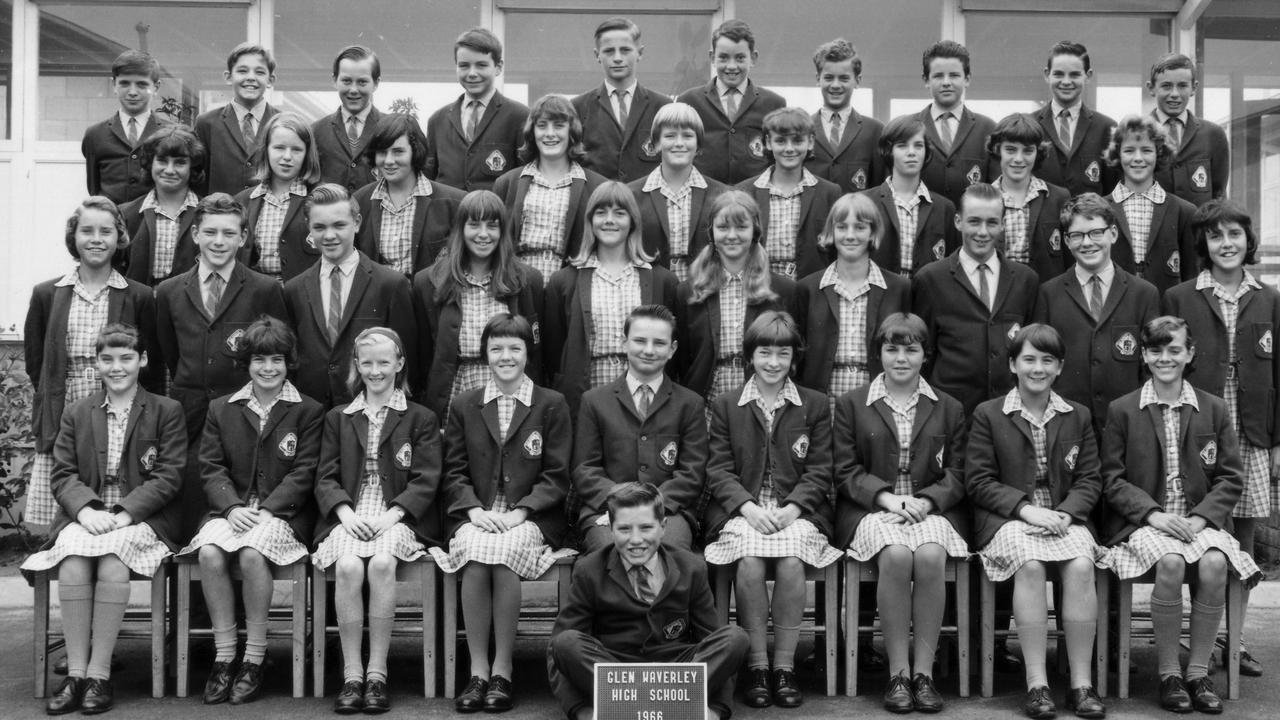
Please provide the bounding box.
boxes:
[580,514,694,553]
[548,625,749,719]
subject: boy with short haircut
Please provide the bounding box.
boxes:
[82,49,172,205]
[1034,193,1158,431]
[548,482,749,720]
[1147,53,1228,207]
[572,17,671,182]
[736,107,842,280]
[806,38,884,194]
[912,41,997,207]
[194,43,279,196]
[283,184,416,408]
[311,45,385,193]
[1033,41,1117,197]
[572,305,707,553]
[986,113,1072,283]
[676,19,785,185]
[424,28,528,192]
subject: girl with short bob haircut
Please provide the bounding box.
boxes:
[865,115,959,275]
[121,126,209,285]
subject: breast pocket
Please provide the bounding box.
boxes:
[654,434,680,473]
[1194,433,1220,470]
[1111,325,1141,363]
[136,438,160,477]
[928,434,948,474]
[519,426,544,460]
[221,322,250,357]
[1251,322,1274,359]
[476,144,514,178]
[275,426,300,463]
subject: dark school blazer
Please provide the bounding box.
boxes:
[312,399,441,546]
[913,104,999,207]
[571,84,671,182]
[1032,104,1118,198]
[1099,386,1243,545]
[832,383,970,548]
[193,102,279,196]
[704,383,834,540]
[155,263,288,436]
[965,395,1102,549]
[198,389,324,543]
[1163,278,1280,448]
[412,262,545,418]
[1151,111,1229,208]
[806,108,885,195]
[352,177,466,275]
[1003,179,1073,284]
[119,196,204,286]
[82,112,173,205]
[492,164,607,270]
[795,265,911,394]
[676,80,786,185]
[626,175,727,269]
[675,274,797,397]
[1034,267,1159,424]
[733,172,843,280]
[911,253,1040,415]
[442,384,572,546]
[284,252,417,409]
[1108,189,1198,295]
[233,185,320,282]
[25,275,162,453]
[312,106,385,193]
[45,388,187,551]
[424,92,529,192]
[552,545,722,657]
[541,263,681,413]
[859,182,959,275]
[572,376,707,532]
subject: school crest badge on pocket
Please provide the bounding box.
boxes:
[660,441,678,468]
[1192,165,1208,189]
[1260,330,1273,354]
[531,321,541,345]
[932,239,946,260]
[792,434,810,460]
[1115,332,1137,357]
[1007,323,1022,342]
[935,446,945,468]
[1049,229,1061,252]
[966,165,982,185]
[1086,161,1101,184]
[140,446,157,471]
[1167,252,1180,275]
[641,139,658,158]
[395,442,412,469]
[225,328,245,352]
[852,169,867,190]
[278,432,297,457]
[485,150,507,173]
[748,136,765,158]
[1064,445,1079,471]
[662,618,686,640]
[523,430,543,457]
[1200,441,1218,465]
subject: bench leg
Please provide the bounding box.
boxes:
[844,559,859,696]
[151,566,167,698]
[422,565,437,698]
[824,564,838,696]
[34,571,50,698]
[981,576,995,698]
[291,564,306,698]
[312,566,326,698]
[1117,581,1132,699]
[1095,571,1108,698]
[443,572,457,699]
[957,560,970,698]
[176,562,191,697]
[1226,574,1243,700]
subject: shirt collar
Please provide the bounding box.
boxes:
[321,249,361,277]
[371,173,433,202]
[958,248,1000,276]
[119,109,152,130]
[198,260,235,284]
[994,175,1049,206]
[931,103,963,122]
[1002,388,1073,417]
[818,261,888,291]
[1074,261,1115,288]
[715,78,747,98]
[522,162,587,183]
[606,80,638,98]
[483,375,535,406]
[140,189,200,214]
[465,88,498,110]
[1112,181,1166,205]
[625,372,664,398]
[343,388,408,415]
[754,167,820,193]
[251,178,309,199]
[1050,101,1080,120]
[342,105,372,125]
[642,166,708,193]
[229,380,302,406]
[230,99,266,123]
[1155,108,1190,126]
[737,375,802,407]
[865,373,939,406]
[1195,269,1262,294]
[56,269,129,289]
[822,106,850,123]
[1138,379,1199,411]
[886,177,933,205]
[581,254,651,271]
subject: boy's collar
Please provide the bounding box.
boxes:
[715,77,749,97]
[463,87,498,107]
[118,108,151,126]
[930,101,964,119]
[604,78,638,95]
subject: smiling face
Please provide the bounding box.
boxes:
[114,73,156,116]
[831,213,874,263]
[595,29,642,86]
[1143,327,1194,386]
[534,116,571,162]
[456,46,502,100]
[751,345,794,388]
[152,155,192,195]
[194,213,247,272]
[611,503,665,567]
[74,207,121,271]
[657,125,698,170]
[591,203,632,251]
[710,36,755,90]
[308,201,358,263]
[1044,53,1089,107]
[881,340,926,387]
[892,130,927,178]
[999,141,1038,184]
[625,316,676,380]
[1064,214,1116,273]
[355,337,404,396]
[925,57,969,110]
[267,127,306,183]
[1118,131,1157,188]
[766,130,812,172]
[1010,341,1062,398]
[1149,66,1196,118]
[956,196,1004,263]
[334,57,378,114]
[712,208,753,265]
[97,345,146,395]
[249,353,288,396]
[226,52,274,107]
[375,134,414,186]
[463,216,501,265]
[817,58,858,111]
[1205,221,1248,274]
[486,335,527,385]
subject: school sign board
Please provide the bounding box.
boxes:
[595,662,707,720]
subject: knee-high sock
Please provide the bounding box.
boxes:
[1062,620,1096,689]
[365,614,393,683]
[1150,593,1184,679]
[86,580,131,680]
[335,594,365,683]
[58,582,93,678]
[1186,600,1224,681]
[1017,622,1049,689]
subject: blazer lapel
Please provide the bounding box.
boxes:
[109,115,131,147]
[281,194,305,232]
[990,261,1015,315]
[220,106,250,155]
[1068,109,1091,157]
[622,89,649,145]
[1147,197,1171,253]
[340,259,374,335]
[910,394,936,444]
[645,382,674,419]
[352,411,370,453]
[1199,286,1227,327]
[798,182,817,226]
[121,391,147,452]
[836,111,862,155]
[411,195,431,260]
[649,189,672,244]
[577,268,596,352]
[616,381,645,423]
[448,99,468,144]
[210,265,247,323]
[949,256,985,308]
[1097,273,1128,325]
[753,185,772,233]
[1063,275,1092,320]
[241,400,265,436]
[708,295,722,359]
[810,111,833,155]
[305,267,329,344]
[821,284,842,327]
[377,409,404,452]
[92,398,109,481]
[914,194,934,241]
[950,110,977,158]
[1010,412,1036,447]
[183,269,209,323]
[480,400,504,445]
[1026,191,1045,232]
[872,399,899,444]
[1036,108,1067,155]
[506,402,532,445]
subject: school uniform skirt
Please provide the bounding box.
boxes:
[707,358,745,408]
[518,250,564,283]
[311,478,426,571]
[588,355,627,390]
[21,483,171,577]
[1107,526,1262,586]
[26,368,101,525]
[703,500,842,568]
[847,513,970,562]
[1225,375,1273,518]
[178,496,308,566]
[429,509,576,579]
[977,521,1107,582]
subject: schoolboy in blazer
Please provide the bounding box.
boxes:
[1147,54,1228,208]
[194,44,280,196]
[915,42,998,207]
[677,274,796,398]
[911,184,1040,415]
[806,39,885,194]
[311,46,384,193]
[233,184,318,282]
[1034,42,1118,197]
[734,169,842,281]
[1034,194,1159,427]
[353,178,465,277]
[676,20,786,184]
[82,50,171,205]
[492,163,607,271]
[285,185,417,409]
[832,381,970,549]
[796,266,910,394]
[859,182,959,276]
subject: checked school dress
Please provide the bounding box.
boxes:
[977,390,1106,582]
[22,397,171,577]
[517,163,586,280]
[706,271,748,407]
[819,262,884,409]
[1107,381,1261,584]
[583,255,645,389]
[446,272,511,422]
[703,378,842,567]
[177,382,309,566]
[311,390,426,570]
[846,375,969,561]
[430,377,576,578]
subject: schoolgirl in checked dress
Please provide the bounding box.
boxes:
[703,311,840,710]
[965,324,1107,720]
[1162,199,1279,674]
[834,313,969,713]
[23,323,186,715]
[414,190,543,423]
[1100,316,1260,713]
[311,327,441,714]
[236,112,322,282]
[431,314,575,713]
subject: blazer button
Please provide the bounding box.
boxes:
[640,435,647,441]
[639,464,648,471]
[729,128,736,134]
[329,363,338,371]
[349,162,356,167]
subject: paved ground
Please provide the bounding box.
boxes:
[0,577,1275,719]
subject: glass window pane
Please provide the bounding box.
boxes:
[272,0,480,123]
[36,2,248,141]
[1,1,12,139]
